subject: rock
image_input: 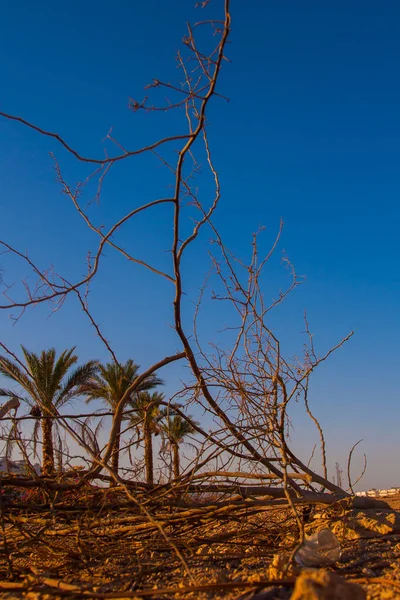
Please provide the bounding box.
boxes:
[290,569,366,600]
[330,510,400,539]
[354,510,400,537]
[361,567,375,576]
[378,591,397,600]
[196,544,209,555]
[244,589,285,600]
[267,553,300,580]
[351,497,390,509]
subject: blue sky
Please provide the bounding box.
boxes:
[0,0,399,489]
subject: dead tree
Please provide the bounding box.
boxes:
[0,0,352,505]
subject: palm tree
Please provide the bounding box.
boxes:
[82,361,162,480]
[161,414,198,479]
[0,347,98,476]
[129,391,166,484]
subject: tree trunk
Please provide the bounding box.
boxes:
[41,418,54,476]
[172,442,180,480]
[110,420,121,486]
[144,420,153,484]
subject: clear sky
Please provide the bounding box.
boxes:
[0,1,399,490]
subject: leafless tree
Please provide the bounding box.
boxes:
[0,2,366,593]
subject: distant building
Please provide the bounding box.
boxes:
[355,487,400,498]
[0,457,41,476]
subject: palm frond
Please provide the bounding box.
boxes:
[53,347,77,380]
[161,414,199,444]
[4,418,22,466]
[54,360,99,408]
[81,360,162,412]
[0,355,39,402]
[0,388,24,400]
[54,428,64,473]
[78,419,101,457]
[32,419,41,460]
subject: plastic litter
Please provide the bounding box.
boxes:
[295,528,342,567]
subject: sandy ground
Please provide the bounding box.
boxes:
[2,493,400,599]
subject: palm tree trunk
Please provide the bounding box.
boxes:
[172,442,180,480]
[144,420,154,484]
[41,418,54,476]
[110,420,121,486]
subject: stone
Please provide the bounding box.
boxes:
[317,510,400,540]
[290,569,366,600]
[350,510,400,537]
[267,553,300,580]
